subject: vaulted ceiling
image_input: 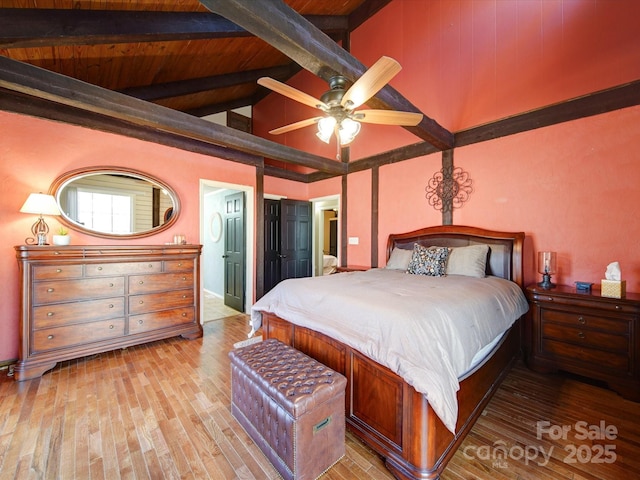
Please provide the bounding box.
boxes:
[1,0,639,182]
[2,0,450,179]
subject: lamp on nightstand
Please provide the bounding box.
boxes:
[537,251,557,289]
[20,193,61,245]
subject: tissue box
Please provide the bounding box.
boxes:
[601,279,626,298]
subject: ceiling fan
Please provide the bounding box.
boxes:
[257,56,423,158]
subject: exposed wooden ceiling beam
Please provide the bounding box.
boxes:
[186,95,256,117]
[0,9,348,48]
[0,56,346,175]
[350,80,640,174]
[201,0,454,150]
[455,79,640,147]
[348,0,394,31]
[120,64,301,102]
[0,88,264,167]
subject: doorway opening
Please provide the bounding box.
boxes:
[200,180,254,322]
[311,195,340,276]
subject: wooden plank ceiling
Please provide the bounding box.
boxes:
[0,0,368,116]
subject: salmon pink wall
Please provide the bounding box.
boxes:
[0,111,257,363]
[366,0,640,132]
[378,154,444,252]
[452,107,640,289]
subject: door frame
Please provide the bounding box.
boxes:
[311,194,340,276]
[199,179,254,316]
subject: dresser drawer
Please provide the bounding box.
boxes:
[33,264,83,280]
[32,318,125,352]
[129,289,194,315]
[540,309,631,335]
[33,277,125,304]
[531,292,640,315]
[164,259,194,272]
[129,272,194,294]
[542,322,629,352]
[542,339,630,373]
[129,307,195,334]
[33,297,125,328]
[85,261,161,276]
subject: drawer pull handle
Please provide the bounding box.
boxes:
[615,305,622,310]
[178,262,183,267]
[139,300,144,304]
[182,312,187,317]
[109,325,114,329]
[182,295,187,299]
[182,277,186,281]
[97,266,103,271]
[54,251,60,255]
[47,335,54,340]
[577,332,585,339]
[47,288,54,293]
[56,268,62,273]
[138,320,143,324]
[148,264,153,268]
[47,312,54,317]
[109,283,114,287]
[139,281,144,285]
[108,304,114,308]
[578,316,585,324]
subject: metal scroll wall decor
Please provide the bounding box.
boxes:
[425,165,473,213]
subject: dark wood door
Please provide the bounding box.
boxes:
[329,218,338,257]
[280,199,312,280]
[223,192,244,311]
[263,199,281,295]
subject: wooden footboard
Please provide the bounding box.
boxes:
[262,312,522,480]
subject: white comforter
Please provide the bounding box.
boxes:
[250,269,529,433]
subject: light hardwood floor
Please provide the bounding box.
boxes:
[0,315,638,480]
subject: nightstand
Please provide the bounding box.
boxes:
[526,284,640,401]
[335,265,369,273]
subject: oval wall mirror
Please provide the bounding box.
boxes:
[50,166,180,239]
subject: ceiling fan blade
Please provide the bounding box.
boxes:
[258,77,327,110]
[341,56,402,110]
[355,109,423,126]
[269,116,323,135]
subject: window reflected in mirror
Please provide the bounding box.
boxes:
[50,167,179,239]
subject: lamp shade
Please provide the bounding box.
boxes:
[537,251,557,275]
[20,193,61,216]
[338,118,361,145]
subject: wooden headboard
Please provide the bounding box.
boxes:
[386,225,525,288]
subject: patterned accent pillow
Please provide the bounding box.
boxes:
[406,244,450,276]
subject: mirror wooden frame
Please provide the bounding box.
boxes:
[49,166,180,240]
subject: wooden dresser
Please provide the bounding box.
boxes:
[526,284,639,401]
[14,244,203,381]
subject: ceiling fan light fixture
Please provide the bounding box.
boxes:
[317,116,337,143]
[338,117,361,146]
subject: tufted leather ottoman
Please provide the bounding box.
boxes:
[229,338,347,479]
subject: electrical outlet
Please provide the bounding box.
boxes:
[348,237,359,245]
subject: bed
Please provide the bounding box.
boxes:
[251,225,527,480]
[322,254,338,275]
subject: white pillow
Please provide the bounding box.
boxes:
[446,244,489,278]
[385,247,414,270]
